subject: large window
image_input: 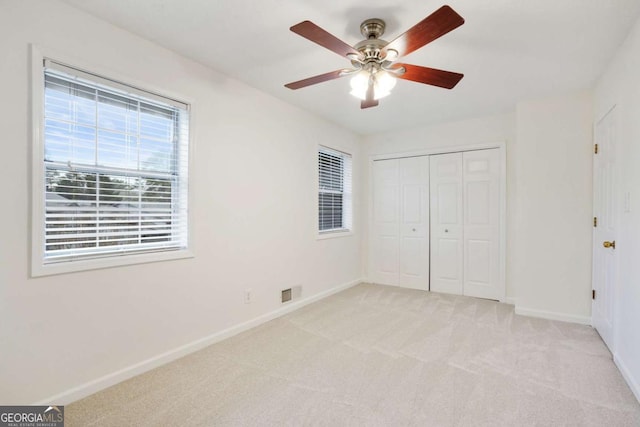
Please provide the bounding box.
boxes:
[33,59,190,274]
[318,146,352,234]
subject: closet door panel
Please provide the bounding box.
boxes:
[463,149,501,299]
[430,153,464,295]
[399,157,429,289]
[370,159,400,285]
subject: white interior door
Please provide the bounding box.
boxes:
[399,157,429,289]
[430,153,463,295]
[593,108,617,350]
[462,149,501,300]
[370,159,400,285]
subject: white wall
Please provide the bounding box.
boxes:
[513,90,593,323]
[0,0,363,404]
[362,113,518,299]
[594,13,640,401]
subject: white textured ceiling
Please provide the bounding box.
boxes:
[62,0,640,135]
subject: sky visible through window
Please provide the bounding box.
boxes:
[44,75,176,172]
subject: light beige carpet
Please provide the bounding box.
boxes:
[67,283,640,426]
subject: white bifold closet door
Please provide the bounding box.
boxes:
[370,158,400,286]
[462,149,501,299]
[370,157,429,289]
[430,149,501,299]
[429,152,464,295]
[399,156,430,289]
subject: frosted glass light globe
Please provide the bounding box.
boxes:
[374,70,396,99]
[349,71,369,100]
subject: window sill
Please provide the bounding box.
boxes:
[317,230,354,240]
[31,249,194,277]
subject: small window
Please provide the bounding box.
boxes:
[318,146,352,234]
[33,59,190,274]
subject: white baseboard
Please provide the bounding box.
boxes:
[503,297,516,305]
[514,306,591,325]
[34,278,364,405]
[614,353,640,404]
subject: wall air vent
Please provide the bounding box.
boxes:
[282,288,292,303]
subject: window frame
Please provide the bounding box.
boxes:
[317,145,353,238]
[30,46,194,277]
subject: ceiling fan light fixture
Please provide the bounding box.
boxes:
[349,69,397,100]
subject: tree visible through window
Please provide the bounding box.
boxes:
[41,65,189,263]
[318,147,352,233]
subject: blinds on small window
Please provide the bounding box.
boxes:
[318,146,352,232]
[42,65,189,263]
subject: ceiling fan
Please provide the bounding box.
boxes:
[284,5,465,109]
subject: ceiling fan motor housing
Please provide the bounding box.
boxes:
[354,19,389,63]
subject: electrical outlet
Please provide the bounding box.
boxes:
[244,289,252,304]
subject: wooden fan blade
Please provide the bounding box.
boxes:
[395,64,463,89]
[384,6,464,59]
[361,82,379,109]
[290,21,362,59]
[285,69,346,90]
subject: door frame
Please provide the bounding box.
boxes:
[367,141,507,302]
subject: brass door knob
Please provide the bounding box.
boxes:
[603,241,616,249]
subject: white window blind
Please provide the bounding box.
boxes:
[42,64,189,263]
[318,146,352,233]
